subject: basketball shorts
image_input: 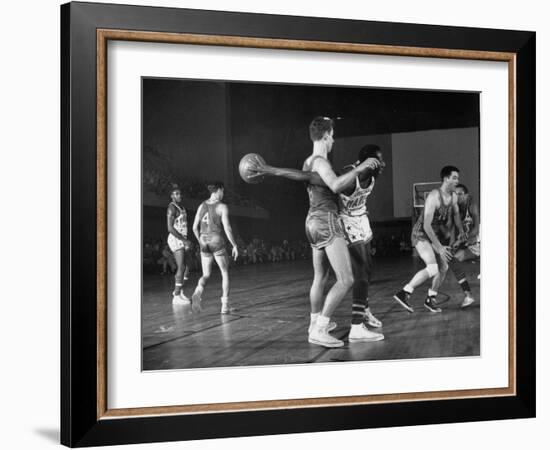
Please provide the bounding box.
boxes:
[411,225,450,248]
[167,234,192,253]
[340,214,373,245]
[305,210,345,249]
[199,233,227,256]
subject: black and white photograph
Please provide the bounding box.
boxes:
[141,78,481,371]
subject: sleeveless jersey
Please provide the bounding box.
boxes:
[198,201,223,235]
[302,155,338,214]
[169,202,188,237]
[339,166,375,217]
[414,189,452,231]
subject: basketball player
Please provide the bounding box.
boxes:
[166,185,192,305]
[191,181,239,314]
[249,145,385,338]
[251,117,383,346]
[393,166,465,313]
[453,184,480,262]
[448,183,480,308]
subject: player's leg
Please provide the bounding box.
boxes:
[424,249,447,313]
[213,250,231,313]
[308,235,351,348]
[308,248,331,333]
[393,240,438,312]
[172,248,190,305]
[191,251,213,313]
[348,242,384,342]
[448,256,476,308]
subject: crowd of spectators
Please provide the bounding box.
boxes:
[144,229,412,276]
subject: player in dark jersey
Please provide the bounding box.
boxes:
[393,166,465,313]
[166,185,193,305]
[190,181,239,314]
[447,183,480,308]
[453,184,480,262]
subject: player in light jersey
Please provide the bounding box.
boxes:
[393,166,465,313]
[191,181,239,314]
[166,185,193,305]
[338,145,385,330]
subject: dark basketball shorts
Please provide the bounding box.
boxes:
[411,225,450,248]
[305,210,345,249]
[199,233,226,257]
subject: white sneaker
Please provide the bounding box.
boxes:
[308,320,337,334]
[365,308,382,328]
[172,293,190,306]
[461,295,475,308]
[308,324,344,348]
[191,292,202,313]
[221,302,233,314]
[349,324,384,343]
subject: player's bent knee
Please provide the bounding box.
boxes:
[426,263,439,277]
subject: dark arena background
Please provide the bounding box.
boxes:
[142,78,480,371]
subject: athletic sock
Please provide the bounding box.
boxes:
[428,289,437,297]
[352,302,366,325]
[173,283,182,295]
[404,284,414,294]
[455,272,471,293]
[317,315,330,329]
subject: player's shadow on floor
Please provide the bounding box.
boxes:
[34,428,59,443]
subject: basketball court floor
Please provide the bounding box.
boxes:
[142,256,480,371]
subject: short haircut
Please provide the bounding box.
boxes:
[206,181,224,193]
[309,116,334,142]
[456,183,469,193]
[170,184,180,194]
[358,144,381,163]
[440,165,460,180]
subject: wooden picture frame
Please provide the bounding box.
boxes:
[61,1,535,446]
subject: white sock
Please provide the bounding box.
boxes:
[221,296,228,304]
[428,289,437,297]
[317,315,330,328]
[310,312,319,325]
[404,284,414,294]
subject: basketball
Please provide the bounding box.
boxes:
[239,153,266,184]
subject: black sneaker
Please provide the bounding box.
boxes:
[393,290,414,313]
[424,296,442,313]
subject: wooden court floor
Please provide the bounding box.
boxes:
[142,256,480,371]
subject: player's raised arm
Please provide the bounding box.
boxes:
[312,157,378,194]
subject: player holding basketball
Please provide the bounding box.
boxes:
[393,166,465,313]
[191,181,239,314]
[248,145,385,341]
[166,185,192,305]
[248,117,382,347]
